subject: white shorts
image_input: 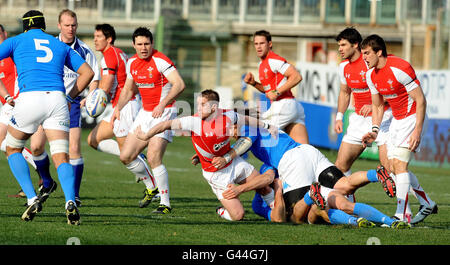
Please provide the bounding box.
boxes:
[343,108,392,146]
[262,98,305,129]
[387,113,425,158]
[202,156,255,200]
[0,103,13,126]
[103,99,141,138]
[10,91,69,134]
[278,144,334,194]
[130,107,177,142]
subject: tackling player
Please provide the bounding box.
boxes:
[361,34,437,224]
[244,30,308,144]
[112,27,185,214]
[0,10,94,225]
[216,121,410,228]
[133,90,278,220]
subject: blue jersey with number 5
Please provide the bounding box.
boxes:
[0,29,85,93]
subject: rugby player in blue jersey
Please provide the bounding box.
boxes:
[29,9,100,208]
[0,10,94,225]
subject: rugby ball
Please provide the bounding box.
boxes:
[85,89,108,118]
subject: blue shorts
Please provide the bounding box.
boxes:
[69,96,82,128]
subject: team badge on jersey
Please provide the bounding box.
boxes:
[359,70,366,82]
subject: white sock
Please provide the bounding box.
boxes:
[394,172,412,221]
[343,170,356,203]
[217,207,233,221]
[27,196,38,206]
[97,139,120,156]
[152,164,170,207]
[408,171,435,207]
[261,189,275,209]
[126,158,156,190]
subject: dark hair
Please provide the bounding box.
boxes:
[201,89,220,103]
[22,10,46,32]
[0,24,5,32]
[95,23,116,44]
[132,27,153,44]
[336,27,362,49]
[361,34,388,57]
[58,9,77,23]
[253,30,272,42]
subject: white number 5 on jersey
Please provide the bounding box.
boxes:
[34,39,53,63]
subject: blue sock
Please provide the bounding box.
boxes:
[353,202,394,226]
[252,192,272,221]
[367,169,379,183]
[328,209,358,226]
[8,153,36,199]
[57,163,76,203]
[303,192,314,206]
[70,158,84,198]
[34,152,54,188]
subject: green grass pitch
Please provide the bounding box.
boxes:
[0,129,449,245]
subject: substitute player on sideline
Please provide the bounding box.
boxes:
[361,34,437,224]
[334,27,395,200]
[112,27,185,214]
[244,30,308,144]
[0,10,94,224]
[29,9,100,207]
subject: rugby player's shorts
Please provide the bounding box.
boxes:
[9,91,70,134]
[278,144,335,194]
[129,106,177,142]
[261,98,305,129]
[0,103,13,126]
[387,113,427,157]
[343,108,392,146]
[103,98,141,138]
[202,155,255,200]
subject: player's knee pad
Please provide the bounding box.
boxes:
[5,133,26,149]
[318,166,344,189]
[388,147,411,163]
[49,139,69,155]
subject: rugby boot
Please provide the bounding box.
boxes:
[139,187,159,208]
[376,165,396,198]
[309,182,326,210]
